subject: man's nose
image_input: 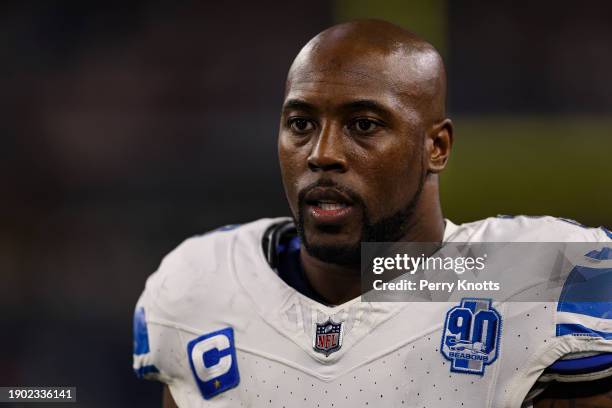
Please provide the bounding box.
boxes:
[307,123,348,173]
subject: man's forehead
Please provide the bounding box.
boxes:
[285,71,400,111]
[288,65,397,90]
[283,81,423,126]
[285,76,430,116]
[286,50,441,103]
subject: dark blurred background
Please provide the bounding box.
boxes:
[1,1,610,406]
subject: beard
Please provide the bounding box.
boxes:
[294,169,426,267]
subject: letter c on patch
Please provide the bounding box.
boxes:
[188,327,240,399]
[191,334,232,382]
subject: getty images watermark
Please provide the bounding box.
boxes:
[360,242,611,302]
[371,251,497,293]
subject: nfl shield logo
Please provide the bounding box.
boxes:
[313,319,343,356]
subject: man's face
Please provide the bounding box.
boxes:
[278,48,429,265]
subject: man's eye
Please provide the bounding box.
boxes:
[349,118,380,134]
[289,118,314,133]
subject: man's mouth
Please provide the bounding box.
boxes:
[303,187,356,224]
[315,200,348,211]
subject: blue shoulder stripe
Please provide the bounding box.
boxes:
[585,247,612,260]
[557,265,612,319]
[546,353,612,374]
[134,365,160,379]
[133,307,151,355]
[133,307,160,379]
[556,323,612,340]
[215,224,241,232]
[557,301,612,320]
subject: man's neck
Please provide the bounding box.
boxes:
[299,250,362,305]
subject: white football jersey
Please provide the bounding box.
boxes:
[133,216,612,407]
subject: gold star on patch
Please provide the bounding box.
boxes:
[214,379,221,389]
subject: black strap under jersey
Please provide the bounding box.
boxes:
[262,220,295,269]
[261,220,329,304]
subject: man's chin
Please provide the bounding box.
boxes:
[302,240,361,266]
[296,214,363,265]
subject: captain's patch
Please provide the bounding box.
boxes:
[188,327,240,399]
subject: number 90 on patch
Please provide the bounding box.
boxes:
[441,298,502,375]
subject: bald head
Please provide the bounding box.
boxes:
[286,19,448,122]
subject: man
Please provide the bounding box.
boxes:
[133,20,612,407]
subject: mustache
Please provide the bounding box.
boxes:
[297,179,364,209]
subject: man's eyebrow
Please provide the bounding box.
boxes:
[341,99,390,114]
[282,98,391,114]
[282,99,316,112]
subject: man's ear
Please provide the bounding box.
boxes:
[426,118,453,173]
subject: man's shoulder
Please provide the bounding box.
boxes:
[138,217,289,321]
[161,217,290,269]
[448,215,611,242]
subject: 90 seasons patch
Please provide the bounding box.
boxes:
[313,319,343,356]
[441,298,502,375]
